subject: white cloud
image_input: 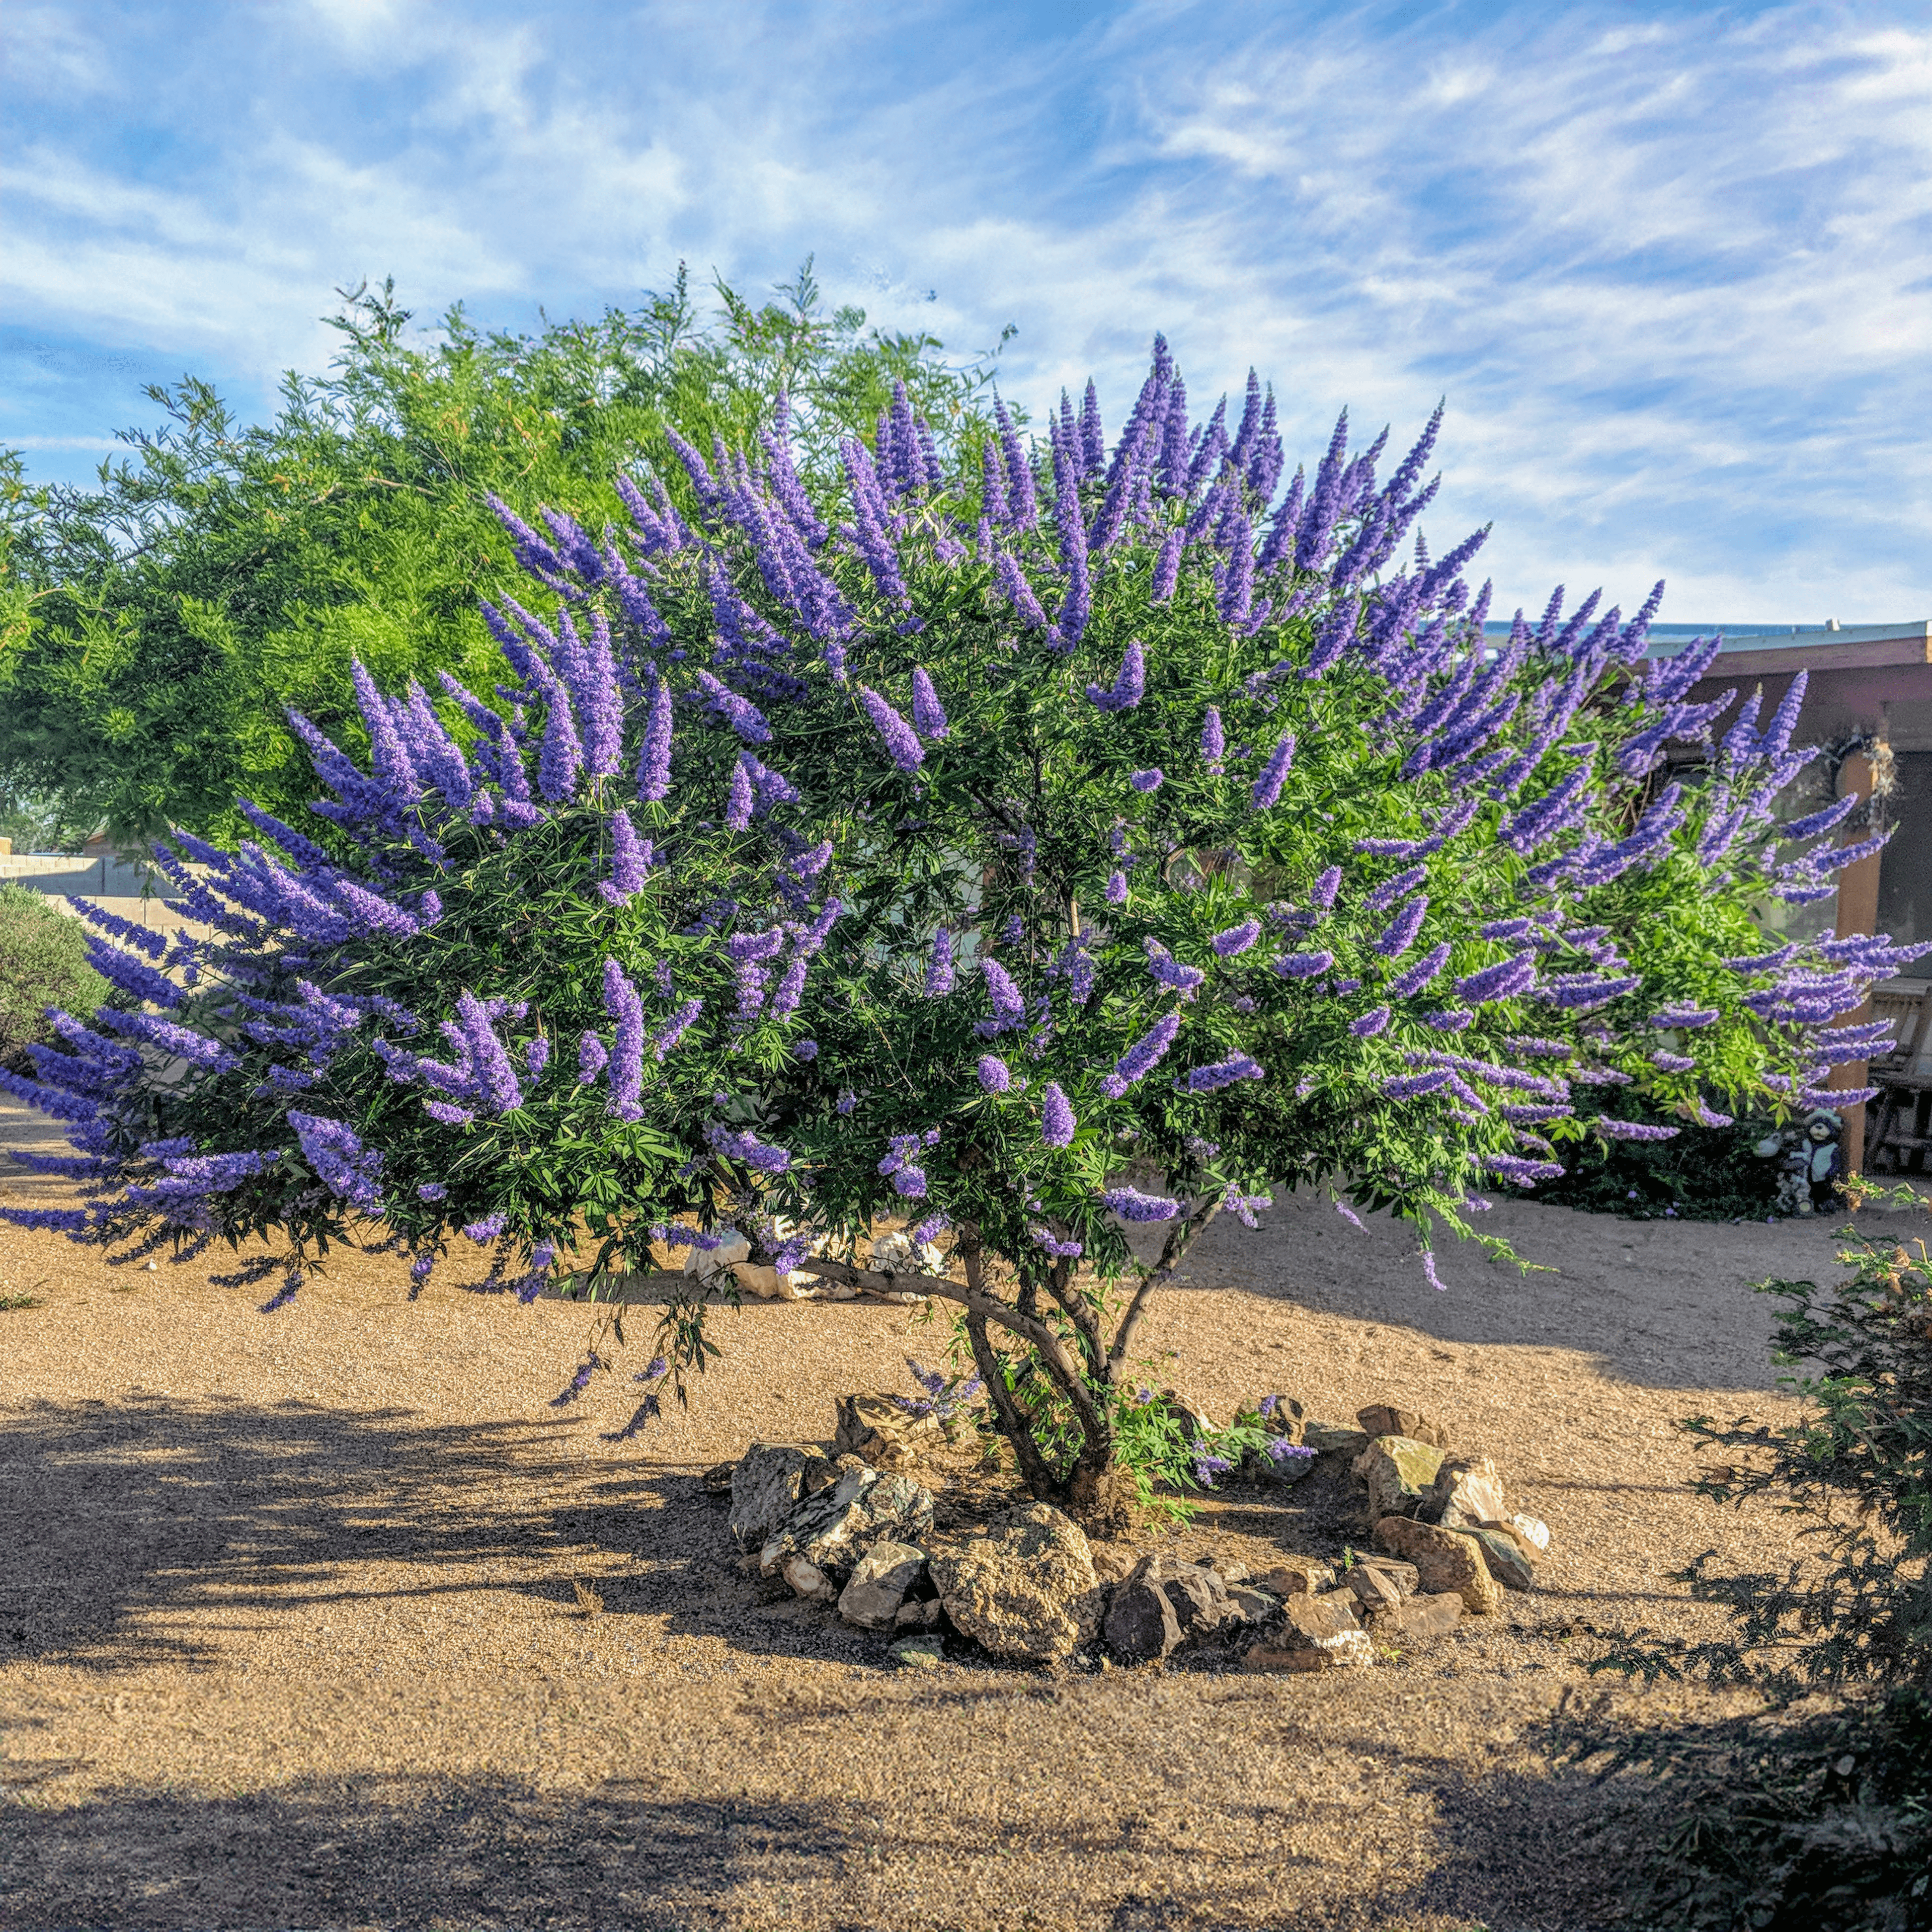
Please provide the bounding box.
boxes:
[3,0,1929,616]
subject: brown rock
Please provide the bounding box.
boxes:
[1103,1574,1184,1662]
[1347,1565,1405,1611]
[1365,1590,1465,1643]
[894,1597,943,1632]
[1252,1394,1308,1444]
[1243,1591,1372,1672]
[1359,1557,1419,1598]
[1354,1435,1448,1521]
[1255,1558,1337,1596]
[834,1394,939,1472]
[1357,1405,1451,1450]
[1422,1455,1508,1529]
[1088,1543,1139,1586]
[1372,1515,1503,1616]
[1302,1421,1370,1459]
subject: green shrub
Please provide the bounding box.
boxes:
[1515,1085,1784,1222]
[0,883,105,1069]
[1577,1216,1932,1926]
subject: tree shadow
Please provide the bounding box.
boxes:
[0,1727,1664,1930]
[0,1395,660,1668]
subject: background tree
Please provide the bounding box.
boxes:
[0,264,1011,848]
[4,342,1916,1511]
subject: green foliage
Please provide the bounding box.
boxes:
[0,884,106,1068]
[1663,1233,1932,1696]
[1568,1222,1932,1928]
[1516,1087,1784,1222]
[11,347,1856,1498]
[1559,1689,1932,1931]
[0,264,1012,847]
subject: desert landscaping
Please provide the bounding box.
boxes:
[1,1118,1896,1930]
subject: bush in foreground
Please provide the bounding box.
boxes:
[4,341,1920,1501]
[1577,1216,1932,1926]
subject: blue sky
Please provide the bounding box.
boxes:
[6,0,1930,621]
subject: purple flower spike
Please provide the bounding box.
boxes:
[910,668,949,740]
[1105,870,1128,905]
[602,958,645,1122]
[1350,1006,1391,1037]
[1186,1053,1263,1092]
[978,957,1026,1035]
[1130,768,1164,792]
[637,678,673,801]
[726,761,755,832]
[578,1032,608,1082]
[1200,705,1225,765]
[1041,1082,1076,1147]
[924,928,954,997]
[1371,895,1430,959]
[1250,733,1296,810]
[1212,919,1260,957]
[599,808,651,906]
[1273,949,1333,980]
[1086,640,1146,713]
[857,686,925,772]
[977,1054,1011,1092]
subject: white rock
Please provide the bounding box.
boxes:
[868,1231,942,1277]
[782,1553,836,1602]
[1511,1513,1552,1553]
[682,1229,750,1284]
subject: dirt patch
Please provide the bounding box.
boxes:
[0,1165,1919,1929]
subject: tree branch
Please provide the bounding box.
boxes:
[1107,1193,1223,1376]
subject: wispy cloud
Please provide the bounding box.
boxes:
[3,0,1927,619]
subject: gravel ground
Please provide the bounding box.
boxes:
[1,1123,1918,1931]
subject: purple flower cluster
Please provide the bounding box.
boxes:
[1102,1185,1182,1222]
[1040,1083,1076,1147]
[858,685,925,772]
[1101,1011,1182,1098]
[287,1111,384,1210]
[705,1122,793,1173]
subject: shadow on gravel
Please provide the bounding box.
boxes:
[0,1396,666,1668]
[0,1741,1655,1930]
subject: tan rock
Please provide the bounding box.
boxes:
[1511,1513,1552,1553]
[1357,1404,1451,1450]
[1365,1590,1465,1643]
[928,1504,1104,1663]
[1423,1455,1509,1528]
[1372,1515,1503,1616]
[1347,1565,1405,1611]
[1243,1591,1372,1672]
[833,1393,940,1471]
[1088,1543,1139,1586]
[1353,1435,1448,1521]
[1452,1525,1537,1592]
[782,1553,836,1602]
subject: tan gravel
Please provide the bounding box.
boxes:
[1,1135,1917,1931]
